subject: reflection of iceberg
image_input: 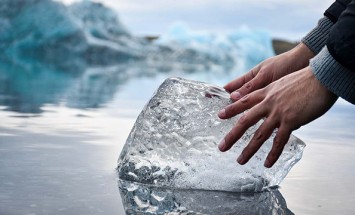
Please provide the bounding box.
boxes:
[0,62,79,113]
[117,78,305,192]
[0,61,145,113]
[118,180,294,214]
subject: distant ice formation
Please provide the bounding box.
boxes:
[0,0,145,70]
[0,0,274,72]
[157,22,274,71]
[117,78,305,192]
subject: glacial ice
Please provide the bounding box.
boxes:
[0,0,144,70]
[157,22,275,71]
[0,0,275,73]
[117,77,305,192]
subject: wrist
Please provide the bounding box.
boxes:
[286,42,315,69]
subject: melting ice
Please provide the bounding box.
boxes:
[117,78,305,192]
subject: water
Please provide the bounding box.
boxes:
[2,1,354,214]
[0,61,354,215]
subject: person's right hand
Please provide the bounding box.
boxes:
[224,42,315,101]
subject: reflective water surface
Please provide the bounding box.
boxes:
[0,61,354,215]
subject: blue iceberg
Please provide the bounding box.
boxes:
[0,0,275,72]
[0,0,145,70]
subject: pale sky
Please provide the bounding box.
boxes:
[60,0,334,40]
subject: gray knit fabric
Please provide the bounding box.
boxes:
[302,17,334,54]
[310,46,355,104]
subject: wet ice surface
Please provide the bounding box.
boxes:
[117,77,305,193]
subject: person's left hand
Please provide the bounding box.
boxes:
[217,67,338,168]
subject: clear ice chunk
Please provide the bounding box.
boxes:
[117,77,305,192]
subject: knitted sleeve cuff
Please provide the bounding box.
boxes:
[302,17,334,54]
[310,46,355,104]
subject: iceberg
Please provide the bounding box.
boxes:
[117,77,305,192]
[156,22,275,71]
[0,0,275,73]
[0,0,144,70]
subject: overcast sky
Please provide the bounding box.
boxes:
[60,0,334,40]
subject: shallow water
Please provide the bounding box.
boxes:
[0,62,354,215]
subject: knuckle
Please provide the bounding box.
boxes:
[251,67,259,77]
[257,68,266,75]
[254,129,264,141]
[238,113,248,125]
[287,113,297,124]
[240,94,249,103]
[245,82,253,90]
[225,104,237,116]
[266,93,277,102]
[273,137,281,146]
[281,110,296,125]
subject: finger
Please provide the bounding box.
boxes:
[223,66,260,93]
[264,126,291,168]
[230,72,270,101]
[219,104,267,152]
[237,118,277,165]
[218,89,264,119]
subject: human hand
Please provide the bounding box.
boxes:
[218,67,337,168]
[224,43,315,101]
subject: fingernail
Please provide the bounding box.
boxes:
[264,159,271,168]
[218,139,225,151]
[237,154,244,164]
[218,109,226,118]
[231,91,241,100]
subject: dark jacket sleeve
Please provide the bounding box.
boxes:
[301,0,351,54]
[326,0,355,72]
[309,0,355,104]
[325,0,352,23]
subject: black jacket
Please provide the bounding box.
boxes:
[325,0,355,72]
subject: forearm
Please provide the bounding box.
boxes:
[326,0,355,72]
[310,0,355,104]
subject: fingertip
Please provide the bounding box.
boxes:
[231,91,241,100]
[223,83,234,93]
[264,158,272,168]
[218,109,226,119]
[223,85,231,92]
[218,139,226,151]
[237,154,245,165]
